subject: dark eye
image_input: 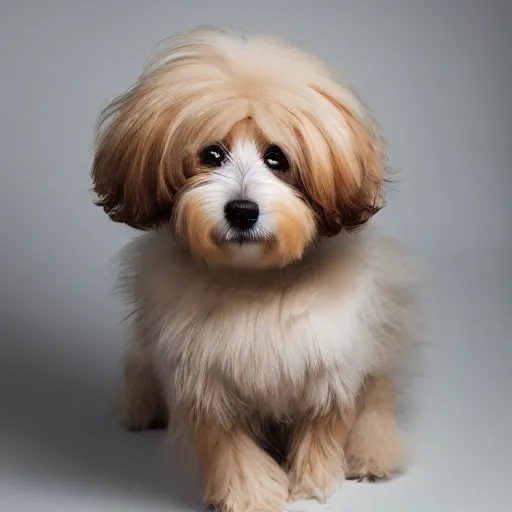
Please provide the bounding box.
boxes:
[199,144,226,167]
[263,145,289,172]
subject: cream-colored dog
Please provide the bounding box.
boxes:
[92,28,417,511]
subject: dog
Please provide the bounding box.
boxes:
[91,28,417,511]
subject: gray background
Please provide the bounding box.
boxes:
[1,0,511,511]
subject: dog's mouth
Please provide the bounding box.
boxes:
[215,228,272,246]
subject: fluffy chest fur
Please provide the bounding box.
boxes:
[120,229,413,424]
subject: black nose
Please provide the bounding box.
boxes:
[224,200,259,229]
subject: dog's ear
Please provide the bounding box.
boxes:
[91,84,187,230]
[296,86,387,237]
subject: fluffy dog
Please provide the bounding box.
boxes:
[92,28,417,511]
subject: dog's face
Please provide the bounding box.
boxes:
[92,29,387,268]
[171,119,318,267]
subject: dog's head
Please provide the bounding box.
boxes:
[92,29,387,268]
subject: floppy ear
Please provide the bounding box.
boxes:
[297,86,387,237]
[91,83,187,230]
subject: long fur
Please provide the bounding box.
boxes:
[118,227,415,426]
[92,28,418,511]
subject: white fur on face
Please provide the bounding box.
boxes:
[194,141,295,241]
[179,139,302,265]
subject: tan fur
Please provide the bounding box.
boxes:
[308,87,386,232]
[288,411,355,502]
[224,118,268,153]
[172,174,226,264]
[345,374,407,481]
[268,199,317,266]
[194,421,289,512]
[92,28,386,236]
[93,28,418,510]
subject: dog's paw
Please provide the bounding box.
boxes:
[345,410,406,483]
[288,445,345,503]
[204,456,289,511]
[206,485,288,512]
[209,495,287,512]
[345,457,394,482]
[288,462,344,503]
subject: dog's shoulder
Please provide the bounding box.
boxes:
[114,231,195,305]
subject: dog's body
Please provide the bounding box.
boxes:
[121,226,413,429]
[92,29,418,511]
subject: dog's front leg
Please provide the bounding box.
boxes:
[345,373,407,481]
[193,419,289,512]
[287,411,355,503]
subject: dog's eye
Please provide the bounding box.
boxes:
[199,144,226,167]
[263,146,289,172]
